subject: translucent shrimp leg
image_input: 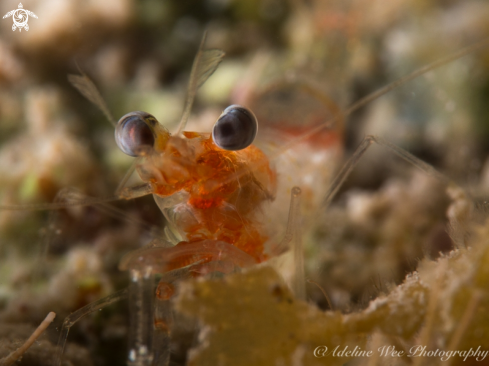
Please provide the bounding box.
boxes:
[131,261,231,366]
[128,269,154,366]
[152,267,197,366]
[122,237,170,366]
[290,187,305,300]
[39,188,164,366]
[36,187,158,274]
[54,289,128,366]
[322,135,453,209]
[126,258,210,366]
[122,242,254,366]
[321,135,472,244]
[152,278,174,366]
[270,187,304,299]
[35,188,74,276]
[51,187,157,230]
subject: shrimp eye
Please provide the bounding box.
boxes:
[115,112,156,157]
[212,105,258,151]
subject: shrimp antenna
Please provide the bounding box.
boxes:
[212,37,489,190]
[0,195,122,211]
[68,64,116,127]
[175,30,225,135]
[275,37,489,158]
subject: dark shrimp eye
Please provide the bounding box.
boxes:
[212,105,258,151]
[115,112,155,157]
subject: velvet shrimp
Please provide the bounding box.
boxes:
[1,9,489,366]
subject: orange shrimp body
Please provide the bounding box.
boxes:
[136,129,277,267]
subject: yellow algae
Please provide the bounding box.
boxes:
[175,266,363,366]
[175,226,489,366]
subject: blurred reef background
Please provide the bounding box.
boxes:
[0,0,489,365]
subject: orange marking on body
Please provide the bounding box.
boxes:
[278,126,342,148]
[154,319,171,333]
[138,131,276,268]
[156,282,175,301]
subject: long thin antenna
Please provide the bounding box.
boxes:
[175,31,225,134]
[209,37,489,191]
[276,38,489,158]
[0,195,121,211]
[68,72,116,127]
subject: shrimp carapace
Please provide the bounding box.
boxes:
[241,80,345,218]
[116,106,277,266]
[246,80,344,149]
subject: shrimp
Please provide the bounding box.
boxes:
[50,35,489,366]
[46,33,306,366]
[0,2,488,366]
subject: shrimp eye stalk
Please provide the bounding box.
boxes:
[115,112,158,157]
[212,105,258,151]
